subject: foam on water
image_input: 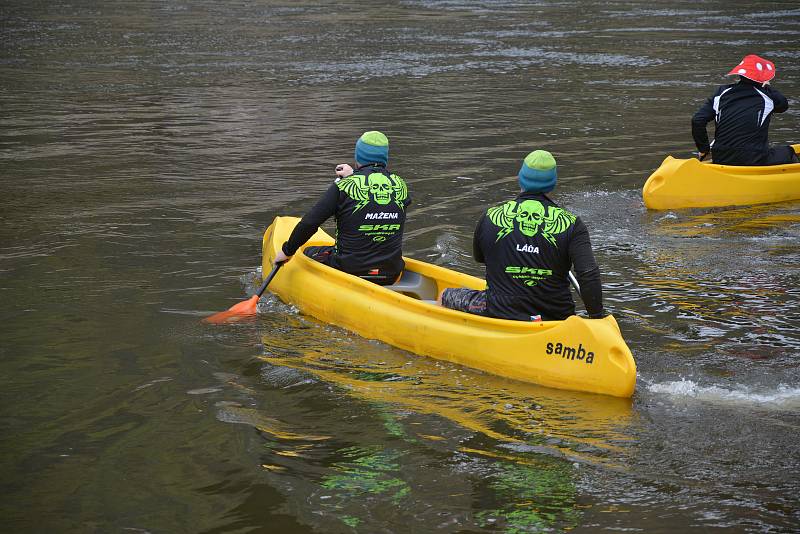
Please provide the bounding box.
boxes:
[648,379,800,410]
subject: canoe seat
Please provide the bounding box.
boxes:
[385,270,438,301]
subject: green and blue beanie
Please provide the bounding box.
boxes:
[518,150,557,193]
[355,131,389,166]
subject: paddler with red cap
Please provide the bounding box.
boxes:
[691,54,797,166]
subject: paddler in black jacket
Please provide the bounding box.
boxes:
[440,150,604,322]
[274,131,411,285]
[692,54,797,166]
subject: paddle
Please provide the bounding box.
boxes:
[204,262,284,324]
[569,271,611,320]
[568,270,582,299]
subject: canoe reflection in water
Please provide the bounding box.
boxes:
[258,318,634,464]
[211,315,635,532]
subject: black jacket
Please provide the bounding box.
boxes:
[282,164,411,279]
[473,192,603,321]
[692,78,789,165]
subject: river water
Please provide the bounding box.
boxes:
[2,1,799,532]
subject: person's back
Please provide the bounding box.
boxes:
[276,131,411,284]
[440,150,604,322]
[326,161,409,279]
[692,54,796,166]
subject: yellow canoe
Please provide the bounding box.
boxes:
[261,216,637,398]
[643,144,800,210]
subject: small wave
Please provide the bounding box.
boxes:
[763,50,800,59]
[434,233,469,266]
[586,79,707,88]
[474,47,666,67]
[648,379,800,409]
[741,8,800,19]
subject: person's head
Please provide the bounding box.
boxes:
[518,150,557,193]
[355,131,389,167]
[727,54,776,85]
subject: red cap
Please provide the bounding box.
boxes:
[727,54,776,84]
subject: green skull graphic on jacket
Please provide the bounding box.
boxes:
[337,172,409,211]
[487,199,575,245]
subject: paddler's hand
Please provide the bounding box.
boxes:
[698,151,708,162]
[274,249,292,264]
[335,163,354,178]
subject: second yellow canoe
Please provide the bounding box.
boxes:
[643,144,800,210]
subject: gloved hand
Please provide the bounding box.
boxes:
[335,163,354,178]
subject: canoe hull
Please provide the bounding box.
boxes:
[643,145,800,210]
[262,217,636,398]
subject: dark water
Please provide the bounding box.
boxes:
[2,1,799,532]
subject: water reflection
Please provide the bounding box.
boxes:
[197,308,636,531]
[258,315,634,464]
[652,202,800,238]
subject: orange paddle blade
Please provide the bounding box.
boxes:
[203,295,260,324]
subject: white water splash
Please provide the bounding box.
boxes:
[648,379,800,410]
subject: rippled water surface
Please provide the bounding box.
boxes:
[2,1,799,532]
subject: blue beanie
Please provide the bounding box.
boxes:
[518,150,557,193]
[355,131,389,165]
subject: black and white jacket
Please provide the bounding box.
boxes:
[692,78,789,166]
